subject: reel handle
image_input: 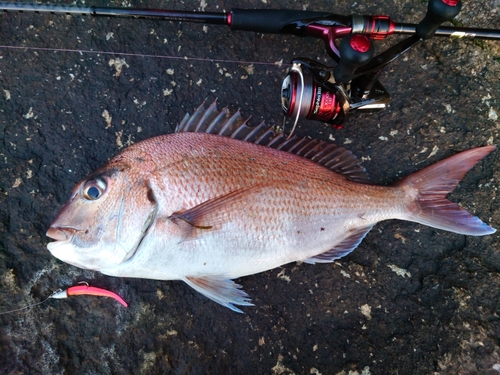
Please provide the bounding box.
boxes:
[416,0,462,39]
[333,34,374,84]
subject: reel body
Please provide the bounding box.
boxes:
[281,60,349,126]
[281,59,391,126]
[281,29,393,127]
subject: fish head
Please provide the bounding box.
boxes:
[46,163,157,271]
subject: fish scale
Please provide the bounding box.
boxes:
[46,101,496,313]
[146,133,363,213]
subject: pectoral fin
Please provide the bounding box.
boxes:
[169,185,266,235]
[183,275,254,313]
[304,225,374,264]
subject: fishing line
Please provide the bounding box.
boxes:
[0,289,63,316]
[0,44,289,67]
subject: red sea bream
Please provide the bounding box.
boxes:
[46,102,496,312]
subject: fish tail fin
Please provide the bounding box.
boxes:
[396,145,496,236]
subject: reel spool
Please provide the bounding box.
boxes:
[281,67,345,124]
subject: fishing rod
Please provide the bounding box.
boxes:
[1,0,499,128]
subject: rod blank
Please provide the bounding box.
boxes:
[1,1,499,40]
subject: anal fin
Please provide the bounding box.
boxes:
[304,225,374,264]
[183,275,254,313]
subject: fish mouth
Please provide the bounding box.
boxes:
[46,227,77,250]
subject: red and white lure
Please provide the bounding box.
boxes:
[51,282,128,307]
[0,282,128,315]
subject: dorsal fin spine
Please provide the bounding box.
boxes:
[255,127,275,145]
[244,122,267,142]
[315,146,342,163]
[289,138,310,154]
[195,101,218,132]
[230,117,251,139]
[309,143,328,158]
[205,107,229,134]
[184,101,207,132]
[219,111,241,136]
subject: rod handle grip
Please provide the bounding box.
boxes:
[416,0,462,39]
[229,9,339,34]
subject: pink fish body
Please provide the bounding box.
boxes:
[47,102,496,312]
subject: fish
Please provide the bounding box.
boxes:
[46,101,497,312]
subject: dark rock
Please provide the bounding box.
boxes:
[1,1,499,374]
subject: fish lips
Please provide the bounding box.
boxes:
[46,226,96,269]
[46,226,76,251]
[47,226,72,241]
[46,225,134,270]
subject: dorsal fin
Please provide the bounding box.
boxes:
[175,101,369,183]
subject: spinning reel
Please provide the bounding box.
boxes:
[279,0,477,128]
[2,0,499,128]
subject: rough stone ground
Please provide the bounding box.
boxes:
[0,0,499,374]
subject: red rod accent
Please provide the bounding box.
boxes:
[350,34,371,53]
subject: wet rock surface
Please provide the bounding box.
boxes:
[1,0,499,374]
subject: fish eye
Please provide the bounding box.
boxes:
[83,178,107,201]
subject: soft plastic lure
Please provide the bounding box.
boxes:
[51,283,128,307]
[0,282,128,315]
